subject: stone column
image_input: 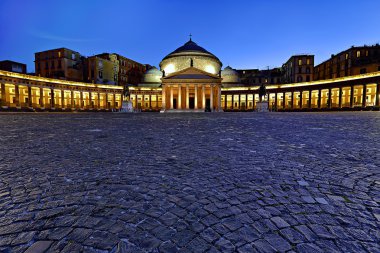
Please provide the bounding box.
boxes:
[317,89,321,109]
[97,92,100,109]
[218,86,221,111]
[274,93,278,110]
[148,94,151,109]
[135,94,138,109]
[245,93,248,111]
[156,94,159,109]
[282,92,285,109]
[194,85,198,109]
[162,85,166,110]
[350,85,354,108]
[80,91,84,109]
[15,84,20,107]
[170,85,173,109]
[186,84,189,109]
[210,85,214,111]
[28,86,32,107]
[105,92,109,109]
[50,88,54,108]
[113,93,116,109]
[290,91,294,109]
[224,94,227,110]
[376,83,380,107]
[178,84,182,109]
[71,90,75,108]
[202,85,205,109]
[299,91,303,109]
[40,88,44,108]
[328,88,332,109]
[89,91,92,109]
[362,84,367,108]
[61,90,65,109]
[339,87,343,108]
[0,83,6,106]
[231,94,234,110]
[308,90,312,109]
[238,94,241,110]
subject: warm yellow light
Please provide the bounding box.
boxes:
[164,64,175,74]
[205,65,215,74]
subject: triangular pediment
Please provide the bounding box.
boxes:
[163,67,221,80]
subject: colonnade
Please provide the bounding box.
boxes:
[222,83,380,111]
[0,82,122,110]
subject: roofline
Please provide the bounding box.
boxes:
[34,47,81,55]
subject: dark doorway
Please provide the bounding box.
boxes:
[189,97,195,109]
[173,98,177,109]
[205,98,211,112]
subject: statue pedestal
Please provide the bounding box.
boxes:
[256,101,269,112]
[120,101,134,113]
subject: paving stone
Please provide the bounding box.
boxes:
[296,243,324,253]
[25,241,53,253]
[264,233,292,252]
[270,216,290,229]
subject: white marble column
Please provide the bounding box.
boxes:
[202,85,205,109]
[210,85,214,111]
[194,84,198,109]
[186,84,189,109]
[170,85,173,109]
[178,84,182,109]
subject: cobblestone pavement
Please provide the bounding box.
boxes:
[0,112,379,253]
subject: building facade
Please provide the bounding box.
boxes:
[314,44,380,80]
[85,56,117,85]
[282,55,314,83]
[0,60,27,74]
[35,48,84,81]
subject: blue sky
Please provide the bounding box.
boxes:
[1,0,380,72]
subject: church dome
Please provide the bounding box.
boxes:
[159,39,222,75]
[221,66,240,83]
[143,67,162,83]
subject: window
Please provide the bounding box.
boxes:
[365,50,368,57]
[51,61,55,69]
[99,71,103,78]
[356,51,361,58]
[45,62,49,70]
[306,67,310,74]
[306,75,310,82]
[58,60,61,69]
[298,59,302,66]
[72,53,75,60]
[307,59,310,65]
[58,52,61,57]
[297,76,303,82]
[298,67,302,73]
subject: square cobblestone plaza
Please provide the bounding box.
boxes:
[0,112,379,253]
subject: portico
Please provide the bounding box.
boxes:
[161,67,222,112]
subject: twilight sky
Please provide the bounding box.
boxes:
[1,0,380,73]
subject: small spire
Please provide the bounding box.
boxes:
[189,33,192,41]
